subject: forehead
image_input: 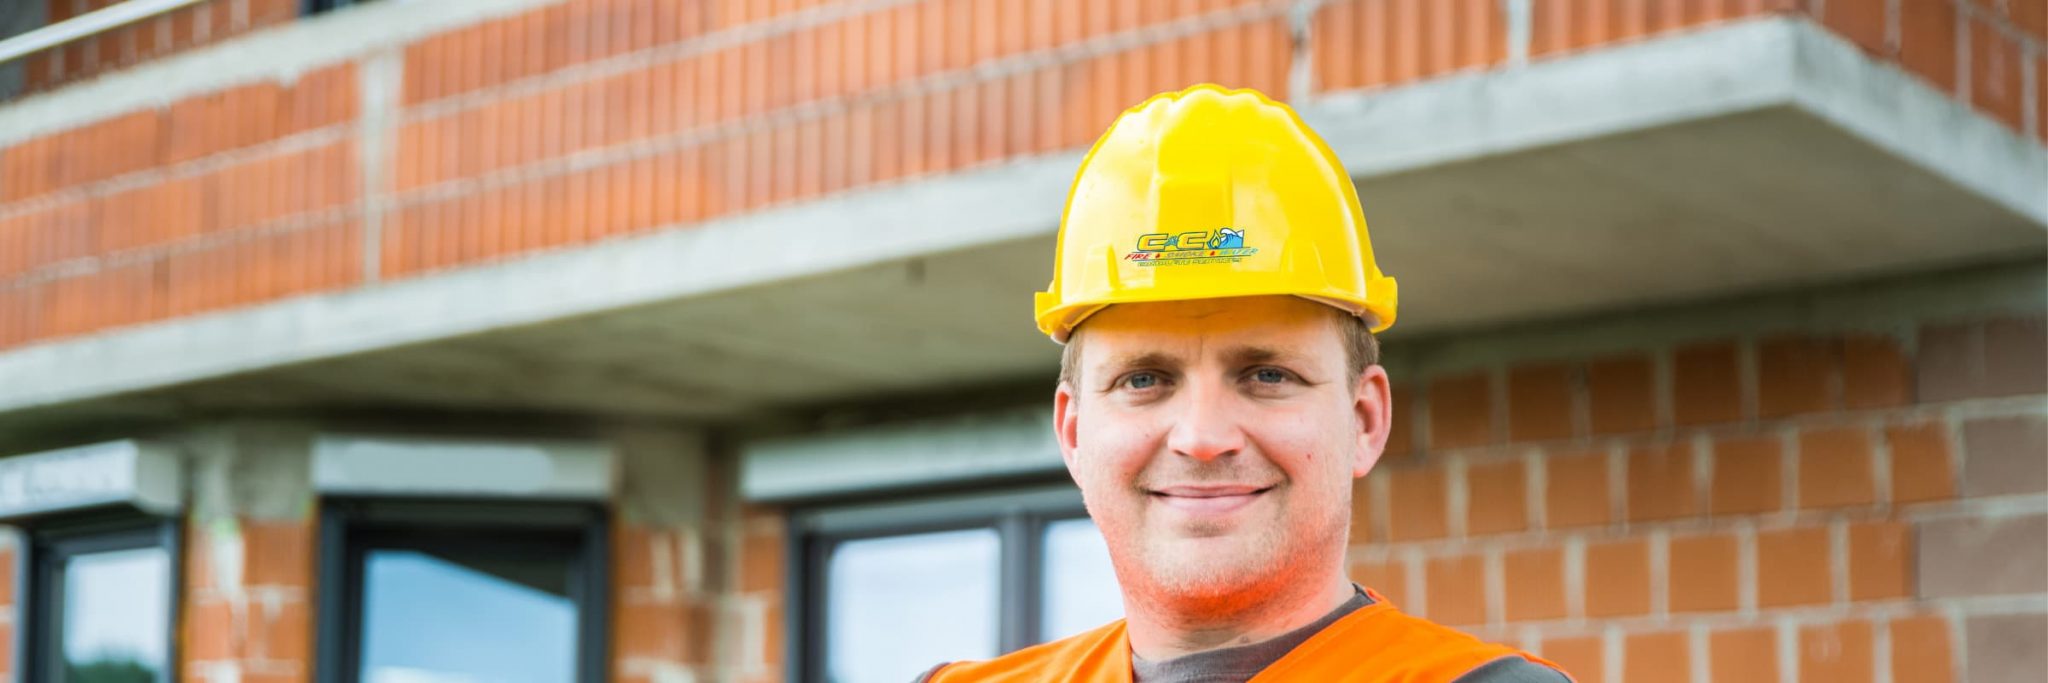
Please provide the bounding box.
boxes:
[1075,295,1345,359]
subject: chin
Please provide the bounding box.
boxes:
[1136,539,1289,606]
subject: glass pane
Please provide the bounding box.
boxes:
[63,547,170,683]
[827,528,1000,683]
[359,548,577,683]
[1042,517,1122,641]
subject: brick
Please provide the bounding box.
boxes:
[185,598,236,661]
[1508,363,1575,442]
[1586,354,1656,435]
[2016,0,2048,39]
[1800,620,1874,683]
[1920,318,2047,402]
[1429,372,1495,449]
[1841,334,1909,409]
[1545,449,1611,528]
[1916,321,1976,402]
[1464,459,1527,535]
[1756,526,1832,607]
[1757,336,1835,418]
[1848,521,1910,601]
[1967,612,2048,683]
[1584,539,1650,617]
[1822,0,1888,54]
[615,523,660,591]
[1504,547,1566,622]
[249,598,310,662]
[1350,557,1409,604]
[243,519,313,588]
[1627,443,1699,522]
[1425,554,1487,626]
[1982,317,2048,396]
[1673,341,1742,426]
[1623,630,1690,683]
[615,600,694,662]
[1387,465,1449,541]
[1711,435,1782,515]
[740,529,784,594]
[1711,627,1778,683]
[1541,636,1605,683]
[1887,420,1956,503]
[1969,17,2026,133]
[1897,0,1957,91]
[2040,52,2048,146]
[763,599,785,667]
[1350,477,1378,543]
[1799,427,1876,508]
[1919,513,2047,598]
[1385,383,1415,459]
[1669,533,1739,613]
[1961,415,2048,496]
[1889,614,1955,683]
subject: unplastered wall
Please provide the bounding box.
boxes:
[1350,260,2047,683]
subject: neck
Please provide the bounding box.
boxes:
[1121,568,1355,661]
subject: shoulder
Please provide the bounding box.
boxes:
[921,620,1129,683]
[1264,601,1572,682]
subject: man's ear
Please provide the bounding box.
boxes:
[1352,365,1392,479]
[1054,382,1081,474]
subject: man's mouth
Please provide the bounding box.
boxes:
[1147,484,1276,514]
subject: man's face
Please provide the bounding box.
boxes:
[1053,296,1392,615]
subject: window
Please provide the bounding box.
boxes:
[25,514,181,683]
[315,500,607,683]
[795,485,1122,683]
[302,0,380,15]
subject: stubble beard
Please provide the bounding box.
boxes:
[1101,489,1352,626]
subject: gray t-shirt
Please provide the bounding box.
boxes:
[916,586,1569,682]
[1129,587,1567,683]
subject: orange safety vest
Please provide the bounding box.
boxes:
[927,588,1574,682]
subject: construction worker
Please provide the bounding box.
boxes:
[917,85,1575,682]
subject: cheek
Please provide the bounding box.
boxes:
[1073,406,1165,485]
[1247,401,1357,478]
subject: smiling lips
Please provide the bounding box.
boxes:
[1148,484,1275,514]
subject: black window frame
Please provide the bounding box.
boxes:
[21,509,183,683]
[301,0,378,15]
[791,483,1102,683]
[313,498,609,683]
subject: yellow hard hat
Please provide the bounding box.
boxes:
[1032,84,1398,343]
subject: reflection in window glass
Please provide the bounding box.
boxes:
[359,549,577,683]
[63,547,170,683]
[1041,518,1122,641]
[827,529,1001,683]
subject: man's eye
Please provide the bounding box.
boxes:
[1126,372,1162,390]
[1252,368,1289,384]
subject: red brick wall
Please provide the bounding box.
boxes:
[183,517,318,683]
[19,0,301,97]
[1344,312,2046,682]
[3,1,2044,354]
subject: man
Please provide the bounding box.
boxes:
[919,85,1573,682]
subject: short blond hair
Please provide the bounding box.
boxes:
[1058,309,1380,388]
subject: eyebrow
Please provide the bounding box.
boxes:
[1096,351,1184,380]
[1223,346,1289,367]
[1093,346,1307,380]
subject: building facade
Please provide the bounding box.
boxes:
[0,1,2043,682]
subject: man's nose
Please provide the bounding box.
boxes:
[1165,378,1245,462]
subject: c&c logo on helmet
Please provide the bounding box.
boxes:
[1125,228,1256,267]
